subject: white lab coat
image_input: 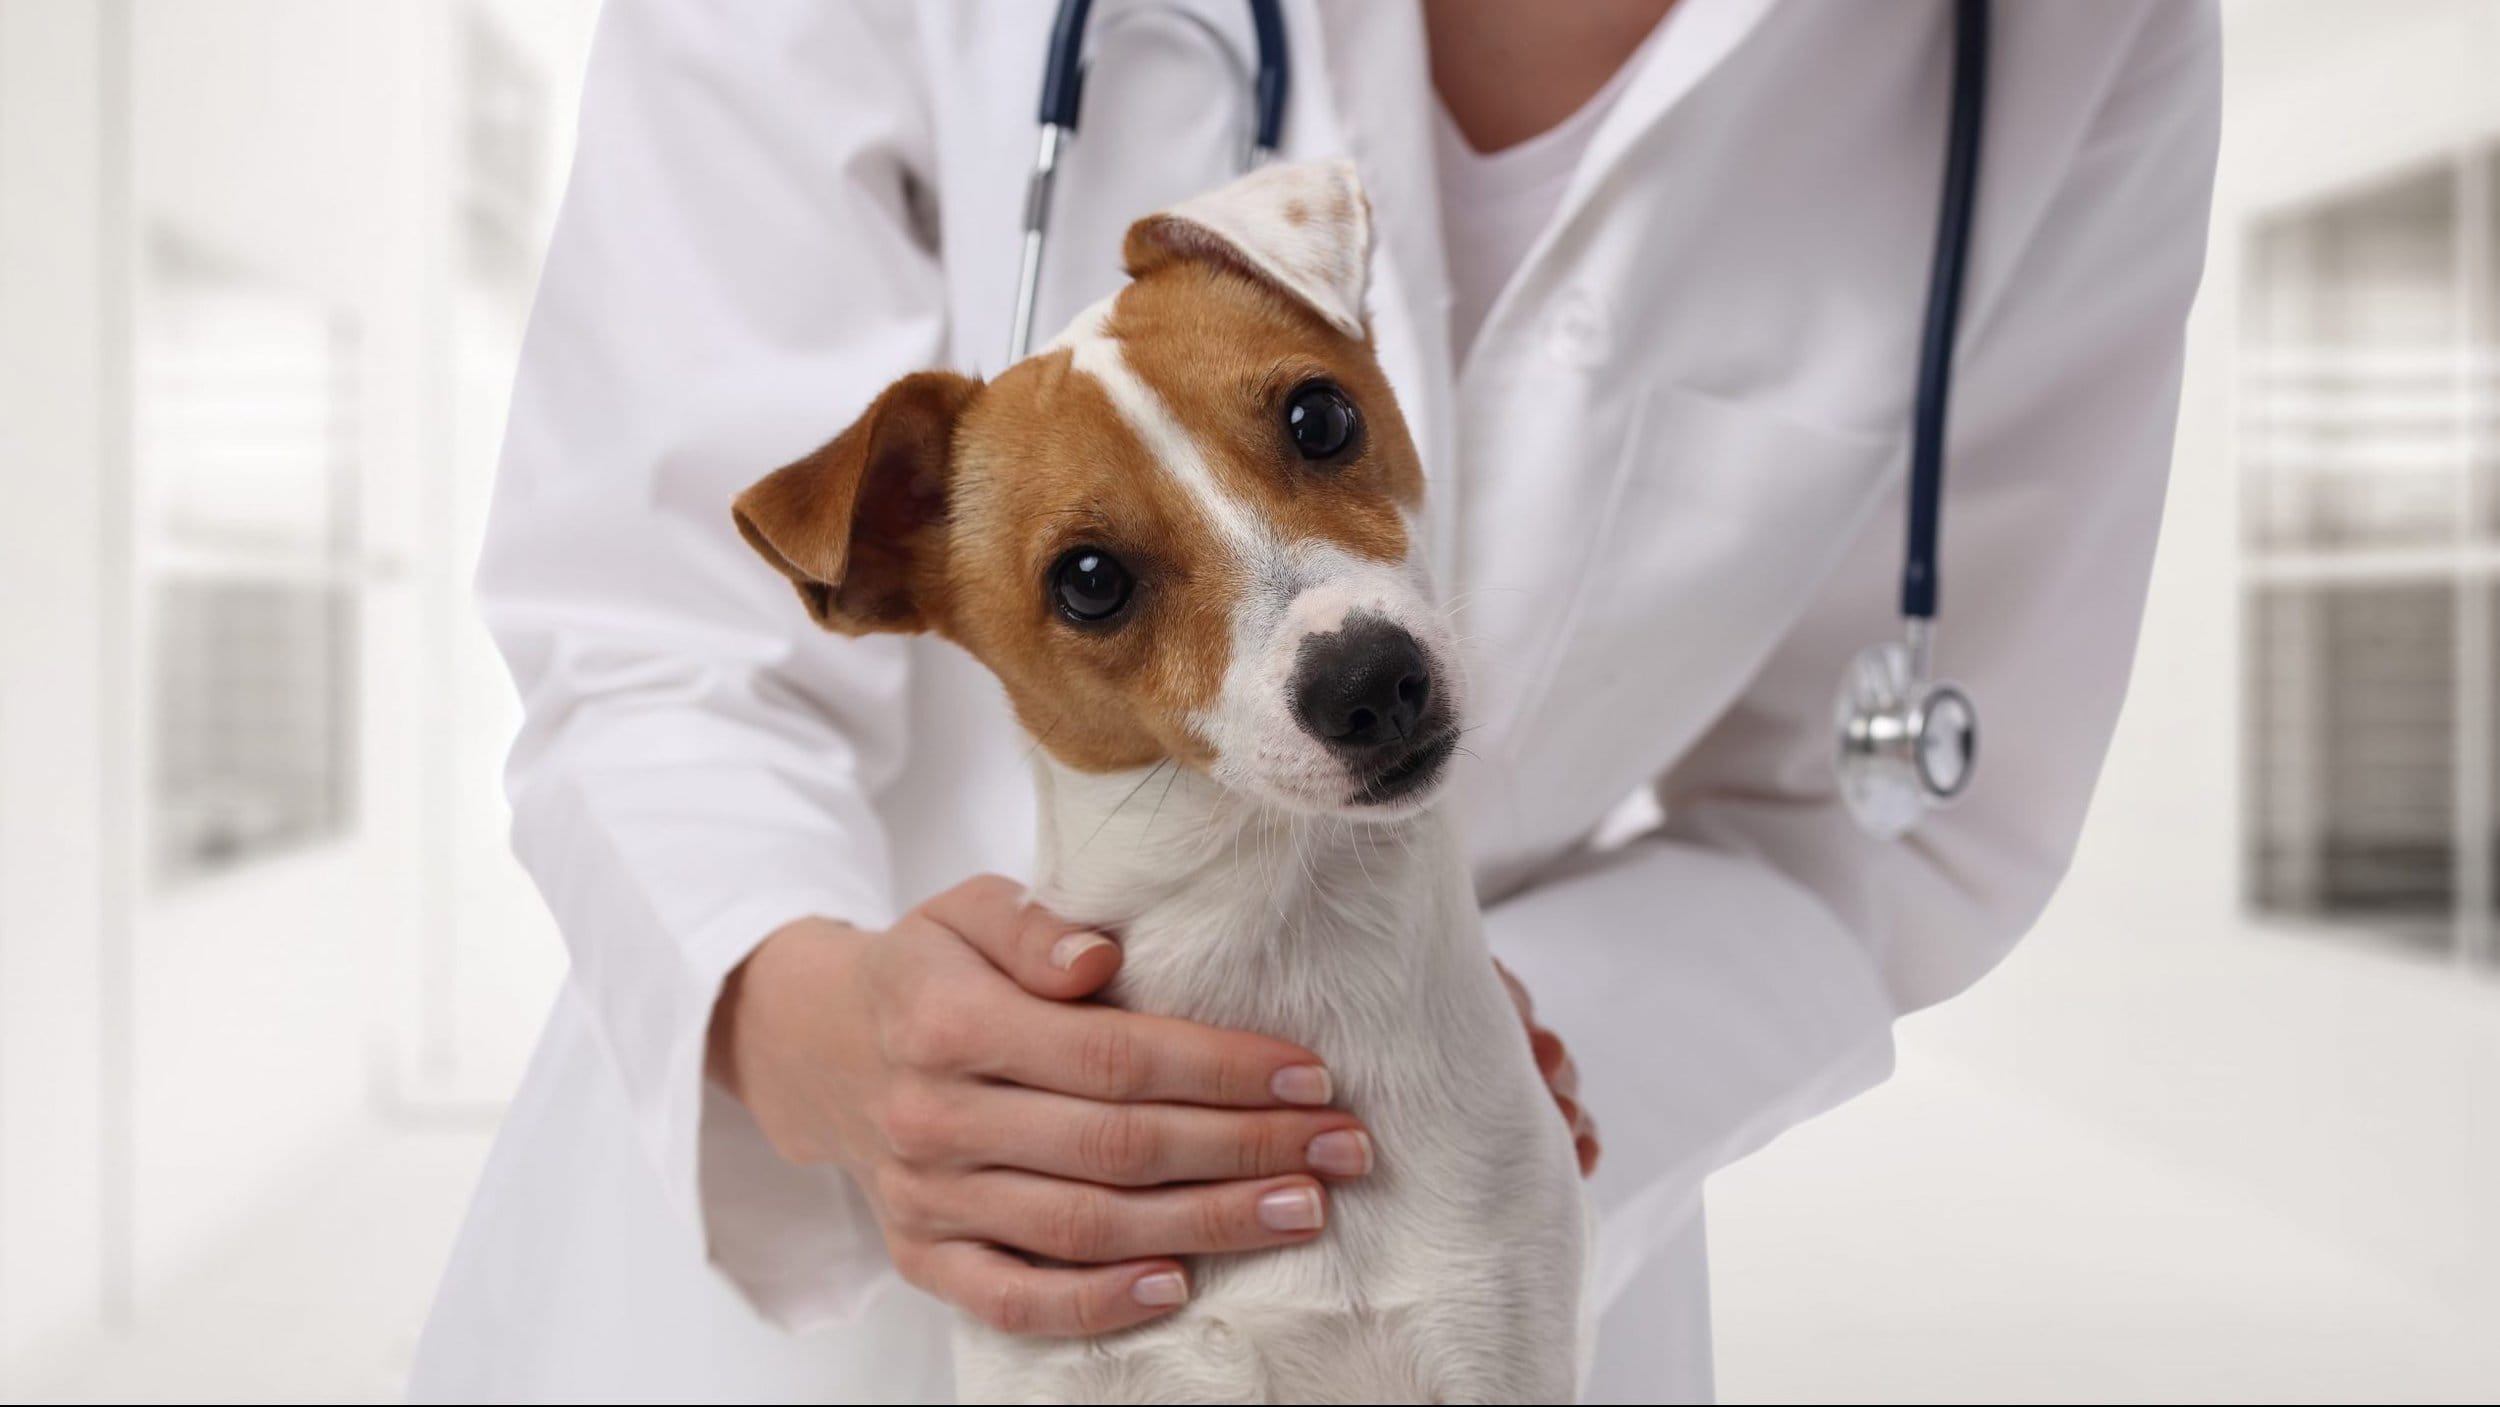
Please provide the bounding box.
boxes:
[411,0,2218,1400]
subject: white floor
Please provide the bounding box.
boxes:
[0,1116,494,1403]
[1708,1048,2500,1404]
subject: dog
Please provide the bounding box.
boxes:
[733,160,1587,1404]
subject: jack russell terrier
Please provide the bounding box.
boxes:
[733,160,1588,1404]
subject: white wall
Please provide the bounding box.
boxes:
[0,0,122,1360]
[2225,0,2500,214]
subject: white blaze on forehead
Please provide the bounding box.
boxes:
[1041,287,1455,815]
[1062,329,1269,557]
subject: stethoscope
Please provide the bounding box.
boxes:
[1015,0,1988,840]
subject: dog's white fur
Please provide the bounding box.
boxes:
[951,162,1589,1404]
[1138,159,1374,341]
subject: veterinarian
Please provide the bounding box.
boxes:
[413,0,2218,1400]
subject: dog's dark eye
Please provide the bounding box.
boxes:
[1050,548,1134,624]
[1286,381,1360,462]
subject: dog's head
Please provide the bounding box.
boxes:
[734,161,1458,818]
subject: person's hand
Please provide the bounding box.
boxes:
[1496,960,1599,1176]
[708,875,1372,1338]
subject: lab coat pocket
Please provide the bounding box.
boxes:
[1445,366,1651,772]
[1502,382,1897,848]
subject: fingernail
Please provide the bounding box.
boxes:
[1132,1270,1188,1307]
[1305,1129,1373,1178]
[1270,1064,1331,1106]
[1050,932,1113,971]
[1257,1185,1325,1233]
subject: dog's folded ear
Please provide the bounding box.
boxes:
[1123,159,1373,341]
[733,370,981,635]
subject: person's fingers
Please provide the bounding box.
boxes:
[917,873,1119,1001]
[907,1170,1329,1263]
[972,998,1335,1109]
[953,1086,1371,1187]
[1529,1028,1561,1075]
[1547,1043,1581,1102]
[1496,968,1592,1170]
[1495,959,1535,1025]
[1528,1026,1568,1085]
[895,1239,1187,1338]
[1519,1012,1591,1174]
[1567,1097,1600,1176]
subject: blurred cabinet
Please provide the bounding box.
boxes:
[2243,170,2460,551]
[2245,149,2500,967]
[134,236,363,887]
[32,0,586,1329]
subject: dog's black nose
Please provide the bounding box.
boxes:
[1292,616,1432,751]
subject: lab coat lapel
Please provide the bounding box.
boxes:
[1299,0,1787,587]
[1298,0,1460,587]
[1455,0,1786,391]
[1557,0,1786,237]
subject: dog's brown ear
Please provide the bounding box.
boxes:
[733,370,981,634]
[1124,159,1372,341]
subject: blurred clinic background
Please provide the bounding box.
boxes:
[3,1,2498,1401]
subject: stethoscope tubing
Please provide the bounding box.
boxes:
[1013,0,1287,364]
[1903,0,1988,625]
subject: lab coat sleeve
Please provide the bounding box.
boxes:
[1483,2,2221,1306]
[474,0,943,1330]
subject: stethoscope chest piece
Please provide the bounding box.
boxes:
[1835,632,1978,841]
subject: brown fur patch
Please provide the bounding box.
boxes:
[1105,261,1419,564]
[732,236,1423,780]
[929,351,1239,774]
[732,371,980,634]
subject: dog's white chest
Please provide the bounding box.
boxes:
[954,781,1589,1404]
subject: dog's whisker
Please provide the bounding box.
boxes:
[1349,823,1381,893]
[1435,584,1525,614]
[1146,758,1183,836]
[1076,759,1169,857]
[1020,714,1068,767]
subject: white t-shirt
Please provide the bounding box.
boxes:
[1432,43,1653,361]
